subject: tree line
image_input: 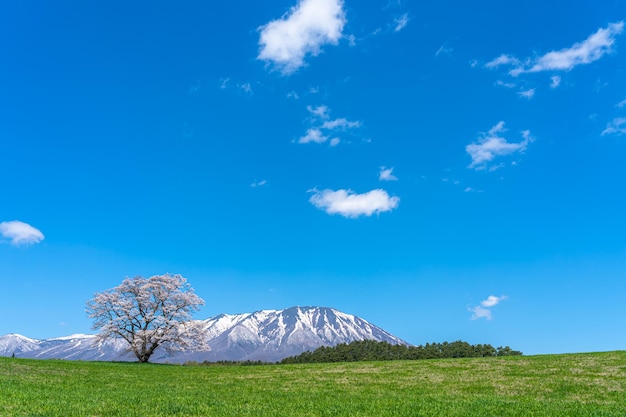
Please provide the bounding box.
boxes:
[280,340,522,364]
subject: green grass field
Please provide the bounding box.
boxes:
[0,351,624,416]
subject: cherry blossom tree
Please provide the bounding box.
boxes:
[86,273,206,363]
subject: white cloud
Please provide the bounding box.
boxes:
[250,179,268,188]
[601,117,626,136]
[309,188,399,218]
[550,75,562,88]
[616,98,626,108]
[321,118,361,130]
[257,0,346,74]
[219,77,256,96]
[379,166,398,181]
[469,306,492,320]
[0,220,45,246]
[481,295,507,307]
[525,22,623,73]
[394,13,409,32]
[495,80,516,88]
[435,44,453,57]
[238,83,253,95]
[307,104,330,119]
[299,105,362,146]
[469,295,507,320]
[299,128,329,144]
[488,22,624,76]
[518,88,536,99]
[485,54,521,69]
[466,122,534,170]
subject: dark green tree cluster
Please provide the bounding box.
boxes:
[280,340,522,364]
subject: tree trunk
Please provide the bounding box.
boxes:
[133,348,151,363]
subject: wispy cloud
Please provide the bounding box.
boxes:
[485,54,521,69]
[188,82,200,95]
[250,179,267,188]
[466,122,534,170]
[379,166,398,181]
[600,99,626,136]
[435,43,453,57]
[298,105,361,146]
[469,295,507,320]
[602,117,626,136]
[309,188,399,218]
[219,77,257,96]
[550,75,562,88]
[523,21,623,74]
[0,220,45,246]
[238,82,253,95]
[321,118,361,130]
[495,80,516,89]
[393,13,409,32]
[487,22,624,76]
[257,0,346,74]
[518,88,536,99]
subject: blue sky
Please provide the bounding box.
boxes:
[1,0,625,355]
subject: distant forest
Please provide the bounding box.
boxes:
[279,340,522,364]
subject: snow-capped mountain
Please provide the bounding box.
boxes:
[0,306,408,363]
[0,333,134,361]
[0,334,41,356]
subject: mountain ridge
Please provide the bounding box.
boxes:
[0,306,408,363]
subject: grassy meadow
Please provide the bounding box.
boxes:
[0,351,624,416]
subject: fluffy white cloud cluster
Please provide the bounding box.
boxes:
[258,0,346,74]
[466,121,533,170]
[309,188,399,218]
[0,220,45,246]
